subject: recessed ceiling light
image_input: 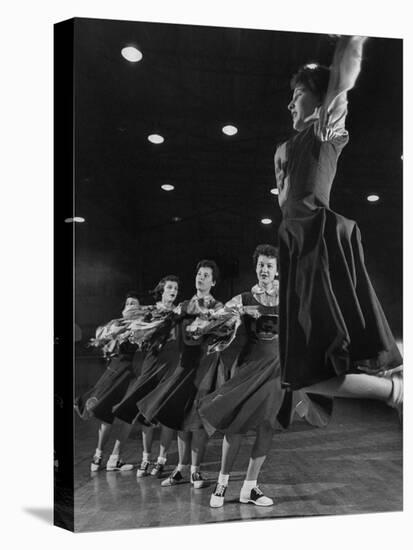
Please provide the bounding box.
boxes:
[306,63,318,69]
[121,46,143,62]
[222,125,238,136]
[148,134,165,144]
[270,188,279,195]
[172,216,182,222]
[65,217,85,223]
[261,218,272,225]
[367,194,380,202]
[161,184,175,191]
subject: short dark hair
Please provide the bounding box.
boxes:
[150,275,180,302]
[253,244,278,268]
[290,64,330,101]
[125,290,140,301]
[196,259,220,283]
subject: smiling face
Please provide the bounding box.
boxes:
[161,280,179,305]
[195,267,215,294]
[256,255,277,287]
[288,85,321,132]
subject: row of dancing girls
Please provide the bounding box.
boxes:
[75,279,180,472]
[77,260,226,486]
[113,259,226,488]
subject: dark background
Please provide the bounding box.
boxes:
[70,18,402,341]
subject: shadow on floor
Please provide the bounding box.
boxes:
[23,507,53,524]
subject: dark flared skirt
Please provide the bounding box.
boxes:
[75,354,136,424]
[278,207,402,390]
[198,339,291,435]
[138,349,227,431]
[112,339,180,424]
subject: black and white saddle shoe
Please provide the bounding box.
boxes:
[239,486,273,506]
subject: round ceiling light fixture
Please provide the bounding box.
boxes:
[222,125,238,136]
[148,134,165,144]
[65,217,85,223]
[121,46,143,62]
[367,194,380,202]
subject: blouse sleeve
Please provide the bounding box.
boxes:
[224,294,243,309]
[312,91,349,145]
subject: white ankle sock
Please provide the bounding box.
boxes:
[190,465,200,475]
[177,463,189,472]
[108,454,119,464]
[142,452,151,462]
[218,473,229,486]
[388,374,403,407]
[157,456,167,465]
[241,479,257,493]
[95,449,103,458]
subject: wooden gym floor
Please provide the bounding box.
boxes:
[73,397,402,532]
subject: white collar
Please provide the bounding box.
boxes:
[251,281,279,296]
[156,301,174,311]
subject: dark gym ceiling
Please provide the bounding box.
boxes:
[71,17,402,329]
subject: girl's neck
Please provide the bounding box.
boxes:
[258,280,274,291]
[196,290,212,299]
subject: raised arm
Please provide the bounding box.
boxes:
[325,35,368,107]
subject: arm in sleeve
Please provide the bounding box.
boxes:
[312,36,367,143]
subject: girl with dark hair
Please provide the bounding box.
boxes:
[275,36,402,414]
[112,276,180,477]
[138,260,226,489]
[75,292,141,472]
[198,244,320,507]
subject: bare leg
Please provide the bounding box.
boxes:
[105,421,135,472]
[142,426,154,455]
[177,431,191,466]
[151,426,175,477]
[191,428,209,468]
[211,426,275,507]
[245,422,274,481]
[304,374,392,401]
[238,422,275,506]
[220,433,242,475]
[136,425,156,476]
[96,422,112,453]
[159,426,175,459]
[111,422,133,456]
[189,428,209,488]
[210,434,242,506]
